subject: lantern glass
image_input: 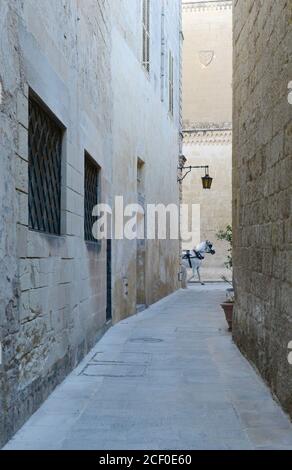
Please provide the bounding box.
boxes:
[202,174,213,190]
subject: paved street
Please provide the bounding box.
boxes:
[4,284,292,450]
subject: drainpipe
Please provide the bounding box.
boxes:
[178,0,185,286]
[160,0,165,102]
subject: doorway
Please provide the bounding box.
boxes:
[136,159,146,311]
[106,239,112,321]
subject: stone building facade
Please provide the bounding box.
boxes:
[233,0,292,418]
[182,0,232,281]
[111,0,182,319]
[0,0,181,446]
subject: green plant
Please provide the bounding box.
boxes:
[216,224,232,269]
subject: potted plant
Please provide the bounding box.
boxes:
[216,225,234,331]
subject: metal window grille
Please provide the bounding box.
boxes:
[84,153,100,243]
[142,0,150,72]
[169,51,174,115]
[28,95,63,235]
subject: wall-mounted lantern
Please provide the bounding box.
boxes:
[177,157,213,190]
[201,169,213,190]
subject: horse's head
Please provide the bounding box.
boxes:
[205,240,216,255]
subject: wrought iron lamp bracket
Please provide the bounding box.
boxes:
[177,165,210,183]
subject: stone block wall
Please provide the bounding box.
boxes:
[182,129,232,282]
[110,0,181,320]
[0,0,112,447]
[0,0,182,447]
[182,0,233,281]
[233,0,292,417]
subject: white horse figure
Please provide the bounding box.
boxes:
[182,240,216,286]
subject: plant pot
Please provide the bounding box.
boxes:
[221,302,234,332]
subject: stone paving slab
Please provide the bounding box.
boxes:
[3,284,292,450]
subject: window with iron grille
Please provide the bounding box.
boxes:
[84,153,100,243]
[28,94,63,235]
[168,51,174,116]
[142,0,150,72]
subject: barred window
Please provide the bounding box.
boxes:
[28,94,63,235]
[168,51,174,115]
[84,153,100,243]
[142,0,150,72]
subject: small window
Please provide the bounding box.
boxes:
[84,153,100,243]
[142,0,150,72]
[168,51,174,115]
[28,93,63,235]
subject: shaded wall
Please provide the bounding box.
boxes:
[0,0,112,447]
[111,0,181,321]
[233,0,292,417]
[0,0,182,446]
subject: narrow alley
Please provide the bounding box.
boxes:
[5,285,292,451]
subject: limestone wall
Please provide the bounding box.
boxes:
[182,0,233,129]
[233,0,292,417]
[0,0,182,446]
[110,0,181,320]
[182,0,232,281]
[182,130,232,281]
[0,0,113,447]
